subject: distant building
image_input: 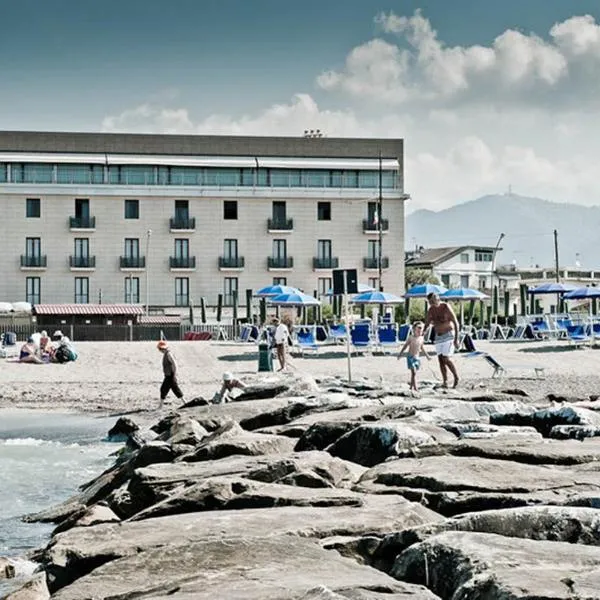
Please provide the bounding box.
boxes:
[405,245,503,290]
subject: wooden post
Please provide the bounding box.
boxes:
[245,289,253,322]
[216,294,223,322]
[232,291,238,338]
[503,291,510,319]
[519,284,528,316]
[200,297,206,324]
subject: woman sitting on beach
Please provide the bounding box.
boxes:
[19,338,43,364]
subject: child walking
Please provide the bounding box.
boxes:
[398,321,431,391]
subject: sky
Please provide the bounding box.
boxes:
[2,0,600,212]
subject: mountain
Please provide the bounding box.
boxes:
[405,194,600,269]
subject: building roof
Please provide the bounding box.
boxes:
[406,246,501,268]
[33,304,145,316]
[0,131,403,161]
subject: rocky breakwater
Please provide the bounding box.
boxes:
[6,376,600,599]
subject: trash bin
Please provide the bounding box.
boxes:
[257,342,273,372]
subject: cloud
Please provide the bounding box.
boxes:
[317,9,600,108]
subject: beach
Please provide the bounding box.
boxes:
[1,338,599,413]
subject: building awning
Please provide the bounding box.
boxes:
[33,304,145,316]
[138,315,181,324]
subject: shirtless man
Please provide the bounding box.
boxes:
[425,292,460,388]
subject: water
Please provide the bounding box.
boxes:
[0,410,117,596]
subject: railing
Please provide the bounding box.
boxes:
[268,257,294,269]
[69,256,96,268]
[120,256,146,269]
[169,217,196,230]
[169,256,196,269]
[267,218,294,230]
[69,216,96,229]
[313,257,339,269]
[363,219,389,232]
[20,255,47,268]
[363,257,389,269]
[219,257,245,269]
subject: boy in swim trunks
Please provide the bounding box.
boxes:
[398,322,431,391]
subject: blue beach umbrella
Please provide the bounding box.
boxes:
[350,291,404,304]
[255,284,301,297]
[404,283,448,298]
[563,286,600,300]
[527,282,577,295]
[268,291,320,306]
[440,288,488,301]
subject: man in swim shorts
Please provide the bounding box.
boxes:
[425,292,460,388]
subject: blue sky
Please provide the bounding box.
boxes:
[2,1,600,214]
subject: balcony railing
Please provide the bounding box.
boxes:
[169,256,196,269]
[69,256,96,268]
[69,216,96,229]
[268,257,294,269]
[219,256,245,269]
[313,257,339,269]
[363,257,390,269]
[363,218,389,232]
[267,218,294,231]
[120,256,146,269]
[21,255,47,268]
[170,217,196,230]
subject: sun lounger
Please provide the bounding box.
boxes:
[376,324,399,353]
[292,328,321,356]
[328,323,347,344]
[350,323,372,353]
[566,324,591,347]
[398,324,411,342]
[0,332,19,358]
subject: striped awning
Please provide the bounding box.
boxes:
[138,315,181,324]
[33,304,145,316]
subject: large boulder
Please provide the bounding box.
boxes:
[160,415,208,446]
[1,557,15,579]
[52,503,120,535]
[50,536,438,600]
[2,572,50,600]
[106,417,139,442]
[391,531,600,599]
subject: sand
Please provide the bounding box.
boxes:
[1,338,599,414]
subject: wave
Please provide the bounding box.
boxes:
[0,437,81,448]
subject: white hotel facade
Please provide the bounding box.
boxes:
[0,131,407,312]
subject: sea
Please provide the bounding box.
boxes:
[0,409,118,597]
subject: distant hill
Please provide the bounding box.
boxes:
[405,194,600,269]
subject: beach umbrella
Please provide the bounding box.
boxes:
[255,284,301,297]
[563,286,600,300]
[324,282,375,296]
[350,291,404,304]
[268,291,321,306]
[404,283,448,298]
[527,282,577,295]
[441,288,489,327]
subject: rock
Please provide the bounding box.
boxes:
[106,417,138,442]
[3,572,50,600]
[440,423,542,442]
[547,393,586,403]
[391,531,600,599]
[550,424,600,440]
[179,396,210,408]
[50,536,438,600]
[52,503,120,535]
[327,422,456,467]
[159,415,208,446]
[1,557,16,579]
[129,441,176,469]
[294,422,362,451]
[232,382,290,401]
[501,388,529,396]
[41,498,442,594]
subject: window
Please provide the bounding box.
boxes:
[26,237,41,258]
[367,240,378,259]
[478,276,487,290]
[125,276,140,303]
[174,200,189,220]
[26,198,40,218]
[460,275,470,288]
[273,277,287,286]
[75,198,90,219]
[224,200,238,220]
[441,274,450,287]
[475,250,493,262]
[460,253,469,264]
[318,277,332,297]
[272,201,286,221]
[74,238,89,258]
[223,239,238,260]
[26,277,40,305]
[273,239,287,259]
[175,278,189,306]
[368,277,379,291]
[124,238,140,258]
[124,199,139,219]
[74,277,89,304]
[174,239,189,259]
[317,201,331,221]
[367,202,379,225]
[224,277,238,306]
[317,240,332,260]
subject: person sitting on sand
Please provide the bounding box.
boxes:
[212,372,246,404]
[19,338,43,364]
[39,330,50,353]
[397,321,431,391]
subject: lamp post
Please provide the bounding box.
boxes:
[491,232,505,320]
[145,229,152,315]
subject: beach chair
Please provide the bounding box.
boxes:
[565,324,591,347]
[0,332,18,358]
[315,325,329,343]
[398,324,411,342]
[328,323,347,344]
[376,324,399,353]
[292,327,320,356]
[350,323,373,353]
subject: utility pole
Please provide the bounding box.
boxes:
[554,229,560,283]
[378,151,383,292]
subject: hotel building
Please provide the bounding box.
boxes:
[0,131,407,313]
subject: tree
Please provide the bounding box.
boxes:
[405,267,440,287]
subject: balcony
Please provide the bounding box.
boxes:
[69,256,96,270]
[267,218,294,233]
[120,256,146,270]
[219,256,245,270]
[169,256,196,270]
[169,217,196,232]
[313,257,339,270]
[363,257,390,270]
[363,219,389,234]
[69,216,96,231]
[20,255,47,270]
[268,257,294,270]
